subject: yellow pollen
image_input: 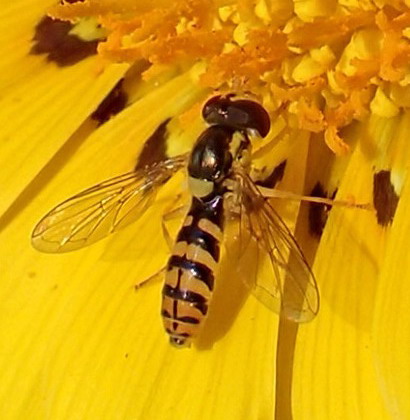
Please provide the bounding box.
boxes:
[47,1,410,154]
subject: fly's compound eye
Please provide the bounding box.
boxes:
[202,95,271,138]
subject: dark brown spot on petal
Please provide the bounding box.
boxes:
[255,160,287,189]
[91,79,128,125]
[135,118,171,170]
[373,170,399,226]
[308,182,336,237]
[31,16,101,66]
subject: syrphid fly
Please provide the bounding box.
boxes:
[32,94,321,347]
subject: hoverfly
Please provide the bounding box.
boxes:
[32,94,319,347]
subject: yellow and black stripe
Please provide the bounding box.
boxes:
[161,95,270,346]
[161,195,224,347]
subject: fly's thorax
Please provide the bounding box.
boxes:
[187,126,252,199]
[187,125,233,198]
[188,125,234,182]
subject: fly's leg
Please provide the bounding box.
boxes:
[134,268,165,290]
[135,196,188,290]
[223,176,243,216]
[257,185,373,210]
[162,205,189,250]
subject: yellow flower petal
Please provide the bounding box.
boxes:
[294,0,337,22]
[0,1,129,214]
[0,74,285,419]
[370,87,400,118]
[292,113,408,418]
[2,1,410,419]
[373,112,410,419]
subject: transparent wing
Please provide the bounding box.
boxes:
[225,172,319,322]
[32,154,188,253]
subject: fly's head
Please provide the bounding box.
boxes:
[188,94,271,200]
[202,94,271,138]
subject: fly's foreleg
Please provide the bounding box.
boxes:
[257,186,373,210]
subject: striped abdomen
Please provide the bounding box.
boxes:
[162,195,224,347]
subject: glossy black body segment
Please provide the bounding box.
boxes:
[188,125,233,182]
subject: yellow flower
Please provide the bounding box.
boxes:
[1,0,410,419]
